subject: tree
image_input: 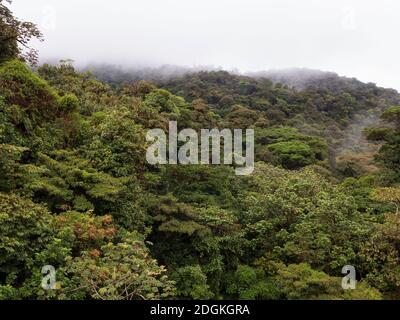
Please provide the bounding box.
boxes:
[275,263,381,300]
[0,0,43,65]
[225,265,280,300]
[171,265,212,299]
[255,127,328,169]
[60,232,175,300]
[370,187,400,214]
[0,60,61,130]
[240,164,371,274]
[0,193,52,286]
[366,106,400,182]
[360,213,400,295]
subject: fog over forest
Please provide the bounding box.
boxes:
[11,0,400,91]
[4,0,400,304]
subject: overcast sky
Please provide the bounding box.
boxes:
[11,0,400,90]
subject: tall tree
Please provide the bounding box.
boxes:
[0,0,43,65]
[366,106,400,182]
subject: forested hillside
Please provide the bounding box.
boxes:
[2,0,400,300]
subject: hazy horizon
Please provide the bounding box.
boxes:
[10,0,400,90]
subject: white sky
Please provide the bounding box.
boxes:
[10,0,400,90]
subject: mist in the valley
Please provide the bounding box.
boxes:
[9,0,400,91]
[337,112,382,154]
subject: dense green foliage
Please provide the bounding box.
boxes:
[1,57,400,300]
[1,7,400,299]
